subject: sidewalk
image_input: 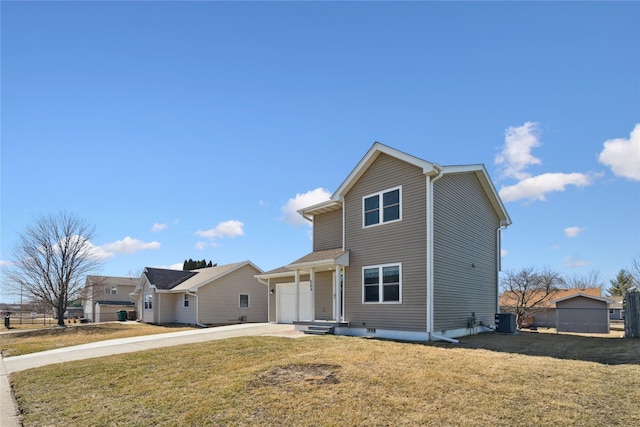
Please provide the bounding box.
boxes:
[1,323,300,427]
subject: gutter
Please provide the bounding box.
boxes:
[186,291,206,328]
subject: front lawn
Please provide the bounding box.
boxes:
[10,332,640,426]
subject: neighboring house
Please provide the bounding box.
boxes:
[500,287,602,328]
[256,142,511,341]
[552,293,612,334]
[83,276,137,322]
[131,261,267,326]
[608,296,624,320]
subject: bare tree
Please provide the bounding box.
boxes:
[630,256,640,289]
[500,267,563,327]
[561,270,602,289]
[7,212,103,326]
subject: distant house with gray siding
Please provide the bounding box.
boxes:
[256,143,511,341]
[131,261,267,326]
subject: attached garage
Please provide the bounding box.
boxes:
[552,294,611,334]
[276,281,312,323]
[95,301,135,322]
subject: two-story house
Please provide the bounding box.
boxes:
[83,275,137,322]
[257,143,511,341]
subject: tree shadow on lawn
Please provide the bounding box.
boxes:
[455,331,640,365]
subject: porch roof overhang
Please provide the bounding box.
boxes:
[256,248,349,280]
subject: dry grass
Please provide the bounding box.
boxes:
[0,322,196,356]
[10,332,640,426]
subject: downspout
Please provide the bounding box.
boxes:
[186,291,206,328]
[427,164,444,341]
[496,225,507,316]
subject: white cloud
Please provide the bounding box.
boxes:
[563,256,590,268]
[101,237,161,255]
[598,123,640,181]
[195,220,244,239]
[195,241,208,250]
[501,249,508,257]
[151,222,168,233]
[0,260,13,267]
[495,122,542,180]
[282,188,331,226]
[152,263,184,271]
[564,226,585,238]
[498,172,594,202]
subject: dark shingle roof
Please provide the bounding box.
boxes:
[144,268,197,290]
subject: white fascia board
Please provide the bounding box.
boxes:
[333,142,436,198]
[255,271,297,280]
[298,200,342,217]
[441,164,512,226]
[551,293,614,304]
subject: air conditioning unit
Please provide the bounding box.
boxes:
[495,313,516,333]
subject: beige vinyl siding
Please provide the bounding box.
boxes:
[196,264,268,325]
[175,294,197,324]
[158,294,177,323]
[313,209,343,251]
[343,153,428,331]
[433,172,500,331]
[267,274,310,322]
[314,270,334,320]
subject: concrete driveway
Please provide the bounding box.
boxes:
[1,323,301,427]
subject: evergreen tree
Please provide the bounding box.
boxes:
[183,258,215,270]
[607,269,634,296]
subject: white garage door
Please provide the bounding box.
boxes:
[277,281,312,323]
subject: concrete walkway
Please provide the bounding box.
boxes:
[1,323,301,427]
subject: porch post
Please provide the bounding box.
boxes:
[295,269,300,322]
[335,266,342,322]
[310,268,315,321]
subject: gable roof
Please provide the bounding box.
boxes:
[300,142,511,226]
[551,293,613,304]
[171,261,263,292]
[500,287,602,308]
[608,296,624,309]
[143,268,197,290]
[334,142,438,197]
[86,275,138,288]
[256,248,349,279]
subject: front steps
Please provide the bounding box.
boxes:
[303,324,335,336]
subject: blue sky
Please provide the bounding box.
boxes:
[1,1,639,301]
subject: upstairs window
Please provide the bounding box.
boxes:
[363,187,401,227]
[104,286,117,295]
[363,263,402,304]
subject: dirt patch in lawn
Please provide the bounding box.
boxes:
[250,363,341,387]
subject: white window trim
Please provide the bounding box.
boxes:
[183,294,189,308]
[144,293,153,310]
[105,286,117,295]
[239,293,250,309]
[362,186,402,228]
[362,263,402,304]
